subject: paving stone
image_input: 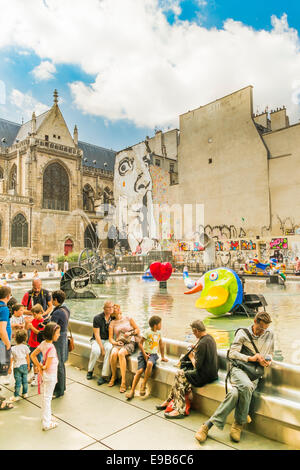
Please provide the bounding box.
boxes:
[29,381,150,440]
[0,387,95,450]
[101,414,232,450]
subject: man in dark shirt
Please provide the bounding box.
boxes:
[21,279,52,316]
[157,320,219,419]
[86,301,114,385]
[51,290,70,398]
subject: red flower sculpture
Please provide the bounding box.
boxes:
[149,262,173,282]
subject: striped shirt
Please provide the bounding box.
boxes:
[228,325,274,363]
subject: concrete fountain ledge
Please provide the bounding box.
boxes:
[69,318,300,448]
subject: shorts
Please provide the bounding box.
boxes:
[137,352,159,371]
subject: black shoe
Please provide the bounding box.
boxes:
[156,404,168,410]
[86,371,93,380]
[97,377,106,386]
[164,412,185,420]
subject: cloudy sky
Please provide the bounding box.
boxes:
[0,0,300,150]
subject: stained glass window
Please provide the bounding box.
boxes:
[11,213,28,247]
[43,162,69,211]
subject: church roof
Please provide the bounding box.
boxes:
[78,141,116,172]
[14,110,50,143]
[0,117,116,172]
[0,118,21,147]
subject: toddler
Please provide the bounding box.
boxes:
[126,315,168,400]
[8,329,30,401]
[28,304,44,385]
[31,322,60,431]
[10,304,25,345]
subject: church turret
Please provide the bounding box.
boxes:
[31,111,36,135]
[73,124,78,146]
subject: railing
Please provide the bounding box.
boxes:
[0,194,33,204]
[36,139,82,156]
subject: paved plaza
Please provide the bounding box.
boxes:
[0,364,292,451]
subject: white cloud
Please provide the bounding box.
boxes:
[32,60,56,81]
[10,89,49,119]
[1,1,300,128]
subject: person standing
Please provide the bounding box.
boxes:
[0,286,14,410]
[63,259,69,274]
[31,322,60,430]
[86,301,114,385]
[21,279,53,317]
[195,312,274,444]
[50,290,70,398]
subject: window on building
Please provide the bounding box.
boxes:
[43,162,69,211]
[11,213,28,247]
[45,135,49,141]
[170,163,174,173]
[53,134,56,138]
[9,164,17,191]
[155,159,161,167]
[0,167,3,179]
[83,184,95,212]
[58,136,61,140]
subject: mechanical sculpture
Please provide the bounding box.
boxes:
[60,244,117,299]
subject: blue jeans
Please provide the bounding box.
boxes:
[210,366,258,429]
[14,364,28,396]
[53,332,68,397]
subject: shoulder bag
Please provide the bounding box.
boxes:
[226,328,264,392]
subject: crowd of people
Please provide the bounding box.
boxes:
[0,280,70,430]
[0,278,275,444]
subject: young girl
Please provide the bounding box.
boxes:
[31,322,60,431]
[8,329,30,401]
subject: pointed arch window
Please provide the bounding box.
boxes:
[11,213,28,247]
[0,167,4,179]
[9,164,17,191]
[43,162,69,211]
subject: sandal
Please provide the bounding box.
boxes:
[140,385,146,396]
[108,378,116,387]
[119,383,127,393]
[125,390,134,400]
[0,401,14,410]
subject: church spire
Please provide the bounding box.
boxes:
[73,124,78,146]
[53,89,58,105]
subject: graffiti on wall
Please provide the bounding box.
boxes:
[114,141,156,254]
[240,240,256,250]
[270,238,288,249]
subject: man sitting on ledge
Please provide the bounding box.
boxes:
[195,311,274,444]
[86,301,114,385]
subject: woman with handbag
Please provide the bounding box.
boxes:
[156,320,218,419]
[50,290,70,399]
[108,304,140,393]
[196,311,274,444]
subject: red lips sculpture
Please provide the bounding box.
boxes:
[149,262,173,282]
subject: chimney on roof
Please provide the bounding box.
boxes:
[31,111,36,135]
[73,124,78,146]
